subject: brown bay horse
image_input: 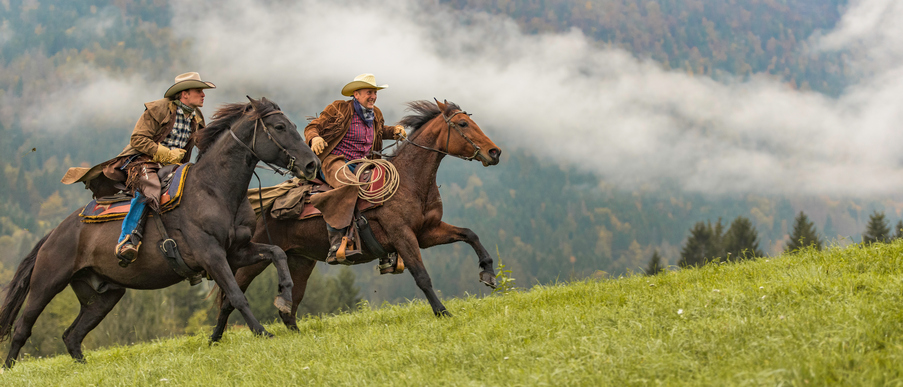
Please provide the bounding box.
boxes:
[0,97,320,367]
[212,99,501,336]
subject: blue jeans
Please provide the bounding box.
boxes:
[118,192,146,243]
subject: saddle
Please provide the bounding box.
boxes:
[78,164,190,223]
[254,164,403,273]
[267,164,388,221]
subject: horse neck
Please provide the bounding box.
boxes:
[392,118,449,196]
[190,126,258,208]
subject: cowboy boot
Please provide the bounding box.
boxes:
[116,232,142,267]
[378,252,405,275]
[116,210,148,267]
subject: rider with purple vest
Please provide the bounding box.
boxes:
[304,74,406,267]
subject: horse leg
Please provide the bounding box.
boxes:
[396,230,451,317]
[4,275,71,368]
[205,250,272,339]
[230,242,294,315]
[418,221,497,288]
[63,281,125,363]
[278,256,317,331]
[210,260,270,343]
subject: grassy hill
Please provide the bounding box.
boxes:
[2,241,902,385]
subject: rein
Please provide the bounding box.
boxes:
[228,109,296,176]
[395,110,482,162]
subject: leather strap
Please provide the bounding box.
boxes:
[151,212,202,285]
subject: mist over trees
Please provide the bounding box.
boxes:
[5,0,903,358]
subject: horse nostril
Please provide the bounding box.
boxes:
[489,148,501,159]
[305,161,320,177]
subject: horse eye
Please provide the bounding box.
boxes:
[275,123,285,130]
[459,121,468,127]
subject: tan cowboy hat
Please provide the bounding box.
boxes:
[341,73,387,97]
[164,72,216,99]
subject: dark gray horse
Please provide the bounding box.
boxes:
[0,97,320,367]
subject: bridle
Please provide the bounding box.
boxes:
[228,108,297,176]
[399,110,483,162]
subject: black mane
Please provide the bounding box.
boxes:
[195,99,279,157]
[398,100,461,132]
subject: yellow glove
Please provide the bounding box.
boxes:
[393,125,407,139]
[152,145,186,165]
[311,136,326,155]
[166,148,186,164]
[152,145,172,163]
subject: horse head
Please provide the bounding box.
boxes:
[200,97,320,180]
[399,99,502,166]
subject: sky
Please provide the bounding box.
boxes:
[22,0,903,197]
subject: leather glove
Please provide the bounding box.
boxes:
[311,136,326,155]
[152,145,186,165]
[393,125,407,139]
[166,148,187,164]
[152,144,172,163]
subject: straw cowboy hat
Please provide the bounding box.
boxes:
[341,73,387,97]
[164,72,216,99]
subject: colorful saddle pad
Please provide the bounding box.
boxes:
[79,164,191,223]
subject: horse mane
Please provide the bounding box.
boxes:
[195,100,279,158]
[398,100,461,132]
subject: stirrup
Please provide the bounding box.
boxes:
[378,253,404,275]
[116,239,141,268]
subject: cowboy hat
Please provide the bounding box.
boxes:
[164,72,216,99]
[341,73,387,97]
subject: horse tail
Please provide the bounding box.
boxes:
[0,232,51,342]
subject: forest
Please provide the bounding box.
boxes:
[2,0,901,357]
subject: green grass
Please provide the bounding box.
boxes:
[2,242,903,386]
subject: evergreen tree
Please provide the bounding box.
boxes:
[894,220,903,240]
[678,219,723,267]
[785,211,822,252]
[863,211,891,244]
[645,250,665,276]
[723,216,763,260]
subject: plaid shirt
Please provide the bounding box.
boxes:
[330,111,374,160]
[160,103,195,150]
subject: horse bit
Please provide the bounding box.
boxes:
[228,108,297,176]
[398,110,483,162]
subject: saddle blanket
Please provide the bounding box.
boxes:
[248,163,388,220]
[78,164,191,223]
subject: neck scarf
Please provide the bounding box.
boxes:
[175,100,195,114]
[353,99,374,128]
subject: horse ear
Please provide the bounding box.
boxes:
[434,98,447,113]
[246,95,260,111]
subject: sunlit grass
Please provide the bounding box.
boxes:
[3,241,903,386]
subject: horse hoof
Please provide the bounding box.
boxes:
[479,271,497,288]
[274,296,292,314]
[435,309,453,318]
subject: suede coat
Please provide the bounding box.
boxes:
[303,99,395,162]
[61,98,205,198]
[304,99,396,228]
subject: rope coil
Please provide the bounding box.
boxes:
[334,159,399,204]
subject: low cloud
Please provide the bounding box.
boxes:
[23,0,903,197]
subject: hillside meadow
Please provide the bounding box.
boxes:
[1,241,902,386]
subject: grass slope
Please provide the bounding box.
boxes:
[2,242,903,386]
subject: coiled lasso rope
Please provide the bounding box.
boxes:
[334,159,400,204]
